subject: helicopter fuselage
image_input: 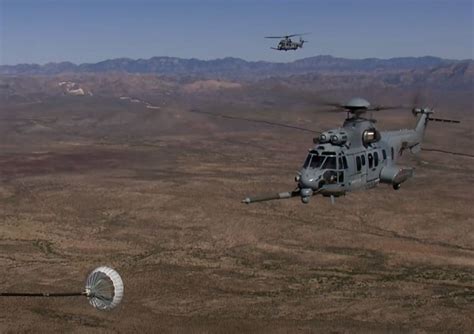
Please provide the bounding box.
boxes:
[275,38,304,51]
[295,115,426,203]
[265,33,308,51]
[242,108,430,204]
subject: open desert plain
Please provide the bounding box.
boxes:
[0,58,473,333]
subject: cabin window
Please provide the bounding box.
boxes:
[368,153,373,168]
[374,152,379,166]
[382,149,387,160]
[361,155,366,166]
[338,171,344,183]
[322,157,337,170]
[391,147,394,160]
[356,156,361,172]
[342,156,348,169]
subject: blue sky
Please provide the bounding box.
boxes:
[0,0,472,65]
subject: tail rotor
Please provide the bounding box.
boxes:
[299,36,308,47]
[410,91,459,123]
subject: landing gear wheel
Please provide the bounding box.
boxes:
[393,183,401,190]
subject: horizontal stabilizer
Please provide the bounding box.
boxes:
[410,144,421,154]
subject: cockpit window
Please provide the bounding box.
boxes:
[303,154,312,168]
[310,155,325,169]
[322,157,336,170]
[303,154,326,169]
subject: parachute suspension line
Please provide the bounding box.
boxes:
[0,292,84,297]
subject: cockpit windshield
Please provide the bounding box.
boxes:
[303,152,342,170]
[303,154,326,169]
[310,155,325,169]
[303,155,311,168]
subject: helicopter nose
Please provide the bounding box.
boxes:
[298,171,320,190]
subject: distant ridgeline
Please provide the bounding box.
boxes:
[0,56,472,97]
[0,55,472,79]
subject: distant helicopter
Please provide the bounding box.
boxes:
[239,97,461,204]
[265,33,309,51]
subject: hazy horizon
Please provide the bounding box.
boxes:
[1,0,472,66]
[1,53,473,67]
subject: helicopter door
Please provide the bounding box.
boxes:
[346,153,367,190]
[338,156,348,186]
[366,151,380,182]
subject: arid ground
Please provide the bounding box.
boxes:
[0,91,473,333]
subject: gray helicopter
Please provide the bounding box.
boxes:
[242,97,460,204]
[265,33,309,51]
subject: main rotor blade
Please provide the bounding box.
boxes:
[324,103,344,109]
[189,109,319,133]
[412,92,420,108]
[286,32,311,38]
[421,147,474,158]
[312,97,344,109]
[322,108,348,113]
[369,105,404,111]
[265,33,310,39]
[411,89,426,109]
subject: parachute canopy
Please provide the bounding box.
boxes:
[85,266,124,311]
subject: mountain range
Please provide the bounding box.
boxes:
[1,55,471,80]
[1,55,472,106]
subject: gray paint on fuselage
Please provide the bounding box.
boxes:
[297,112,429,196]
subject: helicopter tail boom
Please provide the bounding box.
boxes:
[413,108,432,136]
[413,107,460,135]
[384,107,460,159]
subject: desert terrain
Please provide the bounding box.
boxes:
[0,65,473,332]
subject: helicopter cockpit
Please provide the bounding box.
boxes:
[298,148,348,193]
[302,152,336,170]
